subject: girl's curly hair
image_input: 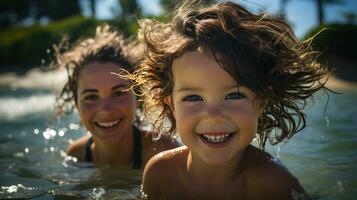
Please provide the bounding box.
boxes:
[131,1,330,149]
[52,25,143,117]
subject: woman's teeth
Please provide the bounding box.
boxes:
[97,120,120,128]
[202,133,232,143]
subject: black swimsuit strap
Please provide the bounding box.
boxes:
[132,126,142,169]
[83,126,142,168]
[84,136,94,162]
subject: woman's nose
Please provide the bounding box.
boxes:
[101,98,114,111]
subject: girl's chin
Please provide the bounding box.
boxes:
[201,156,234,166]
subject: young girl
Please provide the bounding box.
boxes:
[131,1,329,199]
[52,25,179,169]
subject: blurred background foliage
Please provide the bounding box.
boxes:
[0,0,356,77]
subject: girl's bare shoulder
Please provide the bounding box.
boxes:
[147,146,188,166]
[243,146,310,199]
[144,146,188,175]
[142,146,188,196]
[141,131,182,164]
[141,131,181,151]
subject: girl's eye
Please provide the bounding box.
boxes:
[113,90,126,97]
[225,92,246,100]
[182,95,203,102]
[84,94,98,101]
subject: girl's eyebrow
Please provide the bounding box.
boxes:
[176,87,202,92]
[177,85,238,92]
[223,85,239,90]
[112,84,129,91]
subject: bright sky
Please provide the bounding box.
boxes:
[94,0,357,38]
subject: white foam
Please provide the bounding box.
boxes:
[0,68,67,90]
[0,94,55,120]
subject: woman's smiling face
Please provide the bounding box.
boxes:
[169,49,263,165]
[76,62,137,144]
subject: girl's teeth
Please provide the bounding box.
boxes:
[97,120,120,127]
[202,133,231,143]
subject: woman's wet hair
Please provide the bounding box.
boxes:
[52,25,143,117]
[130,1,330,149]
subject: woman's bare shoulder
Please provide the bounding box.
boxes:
[66,135,91,161]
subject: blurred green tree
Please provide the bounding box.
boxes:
[119,0,141,21]
[341,11,357,24]
[89,0,96,17]
[299,0,345,25]
[0,0,31,28]
[159,0,216,13]
[32,0,81,21]
[0,0,81,29]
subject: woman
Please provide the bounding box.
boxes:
[52,25,179,169]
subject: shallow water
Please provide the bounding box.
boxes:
[1,74,357,199]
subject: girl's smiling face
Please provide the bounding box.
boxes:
[76,62,137,144]
[169,49,264,165]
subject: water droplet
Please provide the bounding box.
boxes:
[89,187,106,199]
[320,135,325,143]
[24,148,29,153]
[140,184,148,199]
[41,59,45,64]
[46,49,51,54]
[69,123,80,130]
[43,128,56,140]
[60,150,66,157]
[50,147,55,152]
[58,130,65,137]
[152,132,161,142]
[34,129,39,134]
[14,152,24,158]
[337,180,345,193]
[276,145,281,158]
[324,115,330,127]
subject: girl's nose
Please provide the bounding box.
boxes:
[203,103,225,123]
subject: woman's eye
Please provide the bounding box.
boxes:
[182,95,203,102]
[113,90,126,97]
[225,92,246,100]
[84,95,98,101]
